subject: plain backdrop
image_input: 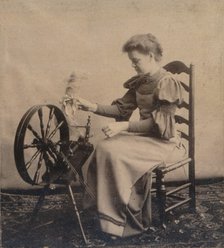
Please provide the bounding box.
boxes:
[0,0,223,189]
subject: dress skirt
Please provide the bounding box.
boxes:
[84,132,186,237]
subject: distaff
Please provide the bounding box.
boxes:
[60,73,80,127]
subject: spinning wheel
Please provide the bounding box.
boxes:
[14,104,70,185]
[14,104,94,244]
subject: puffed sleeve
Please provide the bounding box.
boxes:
[151,75,184,140]
[112,88,137,121]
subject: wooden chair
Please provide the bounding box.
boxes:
[152,61,196,228]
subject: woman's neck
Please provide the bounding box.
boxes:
[147,63,161,76]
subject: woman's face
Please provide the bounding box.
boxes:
[128,50,153,75]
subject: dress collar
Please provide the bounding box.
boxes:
[123,68,166,89]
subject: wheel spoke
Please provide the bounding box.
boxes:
[33,152,44,184]
[25,150,41,169]
[45,107,55,138]
[54,140,61,146]
[23,144,38,149]
[46,149,58,163]
[27,124,42,141]
[42,151,54,169]
[48,121,64,140]
[38,108,45,139]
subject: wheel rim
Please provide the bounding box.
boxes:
[14,104,69,185]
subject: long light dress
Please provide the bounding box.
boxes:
[84,68,186,237]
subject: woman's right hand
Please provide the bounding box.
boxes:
[75,97,98,112]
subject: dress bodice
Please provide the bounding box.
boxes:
[136,91,156,120]
[112,68,184,139]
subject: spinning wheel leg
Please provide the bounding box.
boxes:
[67,184,89,245]
[30,185,49,225]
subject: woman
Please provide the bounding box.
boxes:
[66,33,186,237]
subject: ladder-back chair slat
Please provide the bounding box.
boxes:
[180,131,189,141]
[164,61,191,75]
[180,81,190,92]
[179,101,189,109]
[175,115,189,125]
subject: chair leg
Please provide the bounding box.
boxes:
[67,184,89,245]
[189,181,196,211]
[189,161,196,211]
[156,167,167,228]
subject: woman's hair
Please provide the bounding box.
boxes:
[122,33,163,62]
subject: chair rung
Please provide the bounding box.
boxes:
[151,188,157,193]
[166,194,186,201]
[166,183,191,196]
[165,198,191,213]
[164,158,192,173]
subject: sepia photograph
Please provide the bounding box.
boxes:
[0,0,224,247]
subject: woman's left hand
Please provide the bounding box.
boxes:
[102,122,129,138]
